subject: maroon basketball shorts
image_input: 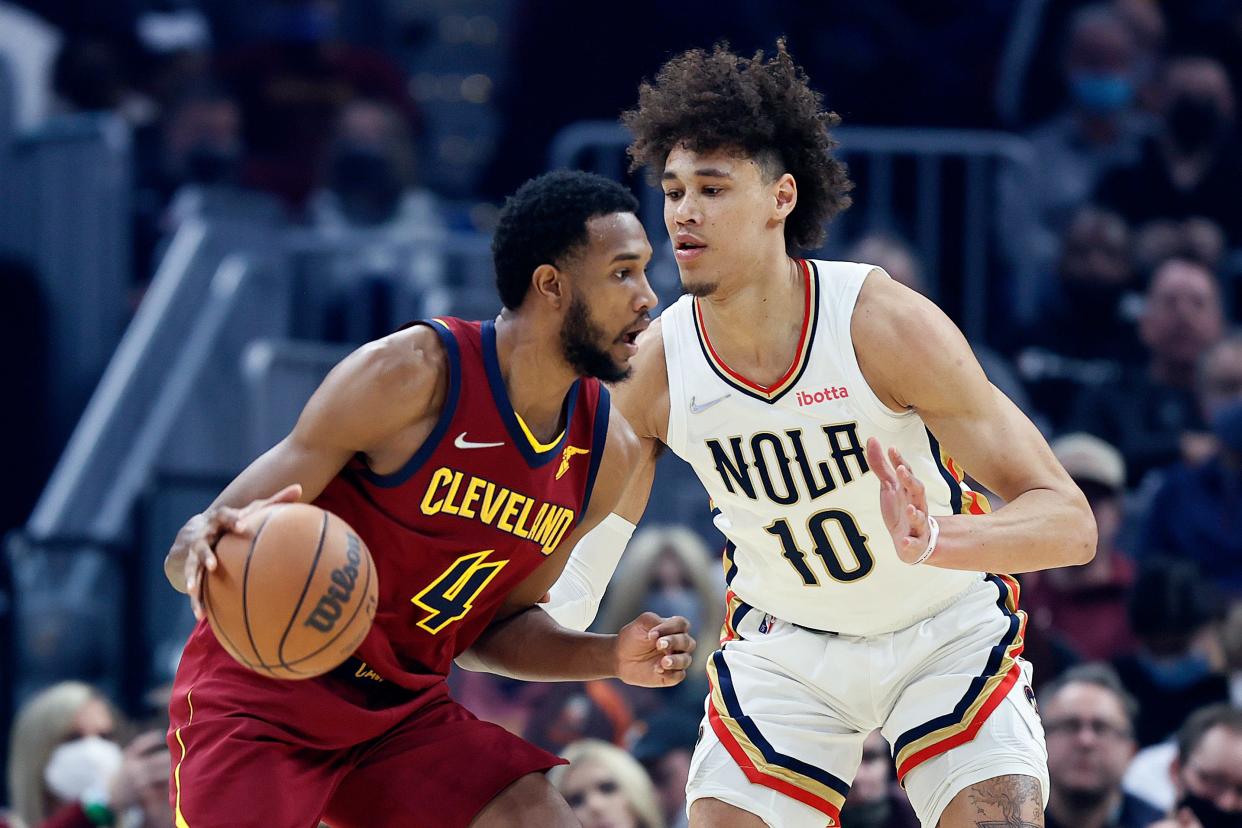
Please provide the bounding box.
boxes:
[167,627,564,827]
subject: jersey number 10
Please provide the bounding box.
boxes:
[764,509,875,585]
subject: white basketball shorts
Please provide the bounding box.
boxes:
[685,574,1048,827]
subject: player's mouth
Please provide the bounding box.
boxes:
[616,317,650,356]
[674,234,707,262]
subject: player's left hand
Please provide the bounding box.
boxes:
[614,612,695,687]
[866,437,934,564]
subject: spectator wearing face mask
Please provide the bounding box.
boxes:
[1094,56,1242,246]
[1040,664,1163,828]
[1000,4,1154,278]
[1069,256,1224,487]
[595,526,723,682]
[5,682,171,828]
[1149,704,1242,828]
[309,98,443,234]
[550,739,665,828]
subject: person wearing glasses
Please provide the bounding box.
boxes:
[1040,664,1164,828]
[1151,704,1242,828]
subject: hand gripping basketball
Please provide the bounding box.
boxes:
[164,484,303,620]
[614,612,696,688]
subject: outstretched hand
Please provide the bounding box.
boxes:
[866,438,934,564]
[164,484,304,620]
[615,612,696,688]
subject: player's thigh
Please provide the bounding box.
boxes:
[168,712,340,828]
[322,699,565,828]
[936,774,1044,828]
[469,772,576,828]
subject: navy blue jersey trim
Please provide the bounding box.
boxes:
[579,385,611,516]
[713,651,852,797]
[357,319,461,488]
[481,320,578,467]
[892,575,1019,755]
[925,428,963,515]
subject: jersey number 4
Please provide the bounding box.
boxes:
[764,509,875,585]
[411,551,509,634]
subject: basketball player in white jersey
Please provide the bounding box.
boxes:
[539,43,1096,828]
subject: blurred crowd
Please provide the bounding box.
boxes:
[4,0,1242,826]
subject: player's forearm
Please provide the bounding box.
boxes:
[926,487,1096,574]
[465,606,618,681]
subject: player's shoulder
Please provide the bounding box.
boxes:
[850,263,940,339]
[339,323,449,409]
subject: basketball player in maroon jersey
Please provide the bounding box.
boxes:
[161,170,695,827]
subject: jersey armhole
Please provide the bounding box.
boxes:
[832,264,915,432]
[661,304,689,453]
[356,318,462,488]
[579,386,611,515]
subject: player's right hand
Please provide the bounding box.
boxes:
[164,484,303,620]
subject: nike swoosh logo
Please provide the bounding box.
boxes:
[454,432,505,450]
[689,393,731,414]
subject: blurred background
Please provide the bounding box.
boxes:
[3,1,1242,826]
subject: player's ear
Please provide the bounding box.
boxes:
[773,173,797,221]
[531,263,566,308]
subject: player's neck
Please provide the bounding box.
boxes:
[700,254,804,342]
[492,313,578,442]
[694,253,806,382]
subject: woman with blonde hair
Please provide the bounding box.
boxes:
[596,526,724,676]
[6,682,169,828]
[550,739,665,828]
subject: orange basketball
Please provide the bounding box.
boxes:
[203,502,378,680]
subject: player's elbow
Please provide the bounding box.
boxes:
[1064,492,1098,566]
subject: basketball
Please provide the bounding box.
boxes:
[203,502,379,680]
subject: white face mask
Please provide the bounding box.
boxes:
[43,736,123,801]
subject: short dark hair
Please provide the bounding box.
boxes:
[622,40,852,252]
[491,170,640,310]
[1176,704,1242,764]
[1039,662,1139,727]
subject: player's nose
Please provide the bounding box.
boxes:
[634,273,657,312]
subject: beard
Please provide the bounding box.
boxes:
[560,294,631,382]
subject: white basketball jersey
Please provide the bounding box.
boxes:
[662,259,986,636]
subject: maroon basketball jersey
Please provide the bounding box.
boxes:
[311,317,610,690]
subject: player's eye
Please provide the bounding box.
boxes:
[614,269,629,280]
[663,189,682,200]
[703,186,723,195]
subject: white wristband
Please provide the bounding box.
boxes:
[909,515,939,565]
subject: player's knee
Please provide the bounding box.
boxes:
[470,772,576,827]
[937,774,1044,828]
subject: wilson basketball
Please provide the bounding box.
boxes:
[203,502,378,679]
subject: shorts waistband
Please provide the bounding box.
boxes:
[769,573,987,638]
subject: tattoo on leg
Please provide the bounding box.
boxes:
[961,775,1043,828]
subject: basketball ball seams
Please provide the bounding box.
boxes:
[276,530,375,669]
[274,510,332,672]
[203,571,261,672]
[241,507,281,677]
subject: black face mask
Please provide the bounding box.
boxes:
[330,147,403,225]
[183,146,239,185]
[1167,96,1229,152]
[1179,791,1242,828]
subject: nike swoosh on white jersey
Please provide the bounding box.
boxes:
[689,393,731,414]
[454,432,505,450]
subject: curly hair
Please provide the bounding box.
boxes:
[492,170,640,310]
[622,41,852,251]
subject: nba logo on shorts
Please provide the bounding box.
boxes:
[758,613,774,634]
